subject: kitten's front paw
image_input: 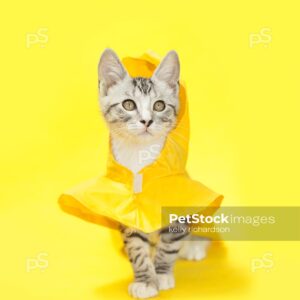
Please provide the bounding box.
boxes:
[128,282,158,299]
[157,273,175,290]
[179,240,210,261]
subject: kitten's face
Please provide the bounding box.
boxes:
[98,49,180,143]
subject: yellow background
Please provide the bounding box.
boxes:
[0,0,299,299]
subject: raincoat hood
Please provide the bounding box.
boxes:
[58,52,223,233]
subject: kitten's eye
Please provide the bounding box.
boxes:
[153,100,166,112]
[122,99,136,111]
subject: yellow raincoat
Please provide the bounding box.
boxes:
[58,52,223,233]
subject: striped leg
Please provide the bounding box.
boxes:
[154,223,189,290]
[121,226,159,299]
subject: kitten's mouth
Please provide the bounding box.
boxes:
[137,127,154,136]
[139,130,152,136]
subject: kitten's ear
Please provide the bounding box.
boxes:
[152,50,180,88]
[98,48,128,93]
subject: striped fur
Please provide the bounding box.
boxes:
[120,223,190,297]
[132,77,153,95]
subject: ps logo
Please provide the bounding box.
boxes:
[26,252,49,272]
[138,144,161,163]
[26,28,48,48]
[249,28,272,48]
[251,252,274,272]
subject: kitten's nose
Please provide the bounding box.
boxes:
[140,120,153,127]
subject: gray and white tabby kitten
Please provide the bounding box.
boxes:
[98,48,209,299]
